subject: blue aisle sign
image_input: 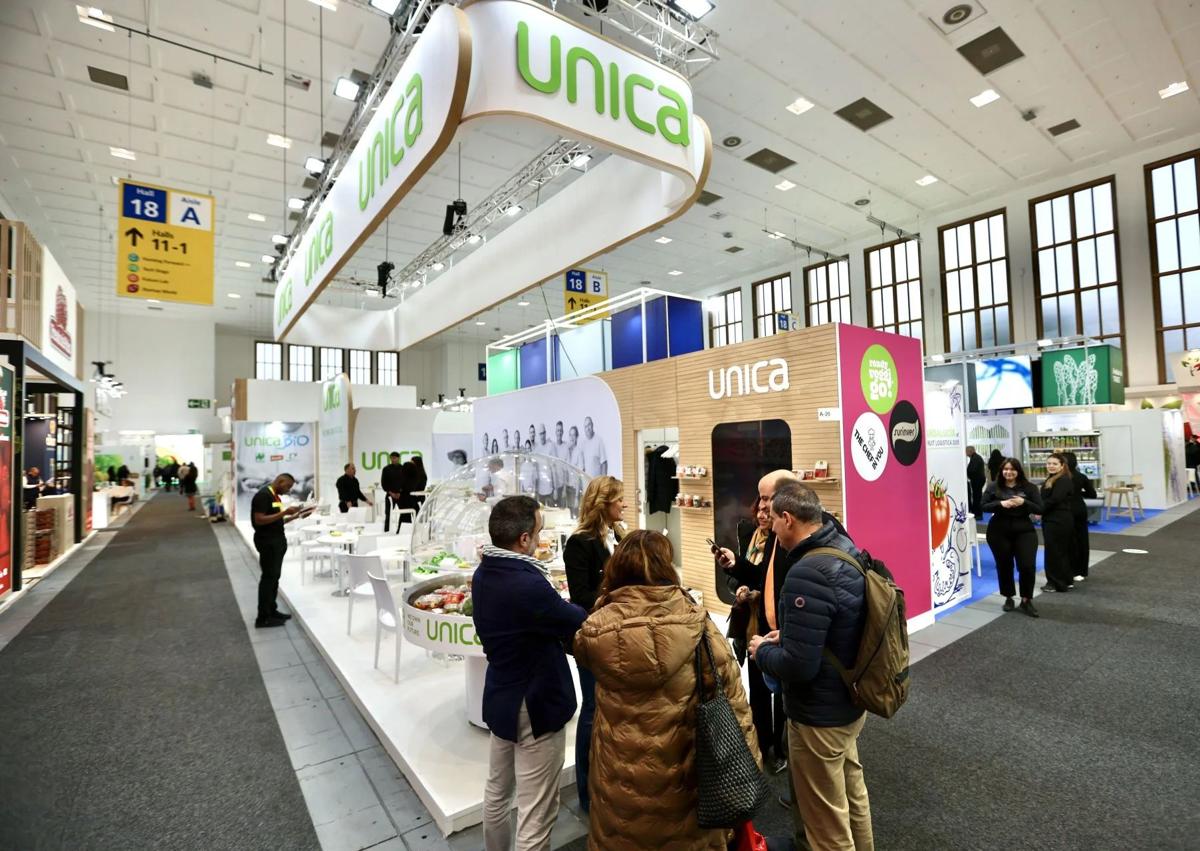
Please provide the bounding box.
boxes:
[777,313,791,332]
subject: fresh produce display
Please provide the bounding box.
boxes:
[411,583,472,615]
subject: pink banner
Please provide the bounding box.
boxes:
[838,324,931,620]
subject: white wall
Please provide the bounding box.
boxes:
[696,131,1200,392]
[85,311,222,441]
[241,379,321,423]
[215,326,256,409]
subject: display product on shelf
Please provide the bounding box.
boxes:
[1021,431,1102,483]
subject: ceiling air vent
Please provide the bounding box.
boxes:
[697,190,723,206]
[284,73,311,91]
[725,246,744,253]
[722,135,743,148]
[744,147,796,174]
[192,72,213,89]
[1047,119,1080,137]
[87,66,128,91]
[957,26,1024,75]
[256,292,274,299]
[835,98,893,132]
[147,305,164,312]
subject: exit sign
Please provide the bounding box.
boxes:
[187,398,212,409]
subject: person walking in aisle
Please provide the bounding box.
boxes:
[574,530,758,851]
[987,449,1005,485]
[473,496,588,851]
[250,473,312,629]
[562,475,625,815]
[982,458,1043,616]
[180,461,199,512]
[1037,452,1076,593]
[336,462,372,513]
[379,452,405,533]
[1185,435,1199,494]
[965,446,986,516]
[751,482,873,851]
[1064,452,1097,582]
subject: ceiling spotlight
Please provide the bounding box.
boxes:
[369,0,401,12]
[247,212,266,222]
[261,254,276,263]
[786,96,814,116]
[109,146,136,161]
[227,293,242,299]
[271,234,288,245]
[669,0,714,20]
[333,77,361,100]
[235,261,251,268]
[1159,81,1190,99]
[970,89,1000,108]
[266,133,293,149]
[571,153,592,169]
[915,174,939,186]
[377,260,394,291]
[443,198,468,235]
[77,5,115,31]
[304,156,327,174]
[467,233,482,245]
[775,179,797,191]
[431,261,445,271]
[655,236,673,244]
[668,269,683,276]
[287,197,306,210]
[503,204,523,217]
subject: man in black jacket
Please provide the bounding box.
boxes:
[336,462,372,514]
[379,452,405,533]
[966,446,986,516]
[752,482,873,851]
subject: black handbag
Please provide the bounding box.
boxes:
[693,631,770,829]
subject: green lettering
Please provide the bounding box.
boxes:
[624,74,655,134]
[566,46,603,113]
[609,63,619,120]
[321,212,333,258]
[426,620,439,641]
[656,84,690,146]
[357,154,373,211]
[404,74,423,146]
[390,94,406,166]
[517,21,560,94]
[371,130,388,187]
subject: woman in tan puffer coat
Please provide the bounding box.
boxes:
[573,530,759,850]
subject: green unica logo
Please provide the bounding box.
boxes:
[861,344,898,415]
[358,73,424,211]
[277,278,293,326]
[304,211,335,286]
[516,20,690,147]
[360,449,423,470]
[323,382,341,411]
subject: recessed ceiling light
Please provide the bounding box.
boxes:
[235,261,251,268]
[333,77,360,100]
[969,89,1000,108]
[786,96,814,116]
[475,319,486,325]
[227,292,242,299]
[147,298,160,304]
[261,254,275,263]
[247,212,266,222]
[517,300,530,307]
[306,0,338,10]
[915,174,939,186]
[467,233,482,245]
[503,204,522,217]
[109,146,136,161]
[77,5,115,31]
[571,154,592,169]
[655,236,673,244]
[266,133,292,149]
[271,234,288,245]
[854,198,870,206]
[931,354,945,363]
[369,0,401,12]
[287,197,305,210]
[431,261,445,271]
[668,269,683,276]
[1159,81,1190,99]
[775,179,797,191]
[304,156,326,174]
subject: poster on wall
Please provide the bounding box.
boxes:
[319,374,353,503]
[471,375,622,480]
[353,409,435,484]
[1163,411,1188,505]
[0,365,12,599]
[966,414,1014,465]
[40,247,77,375]
[924,381,972,611]
[233,422,315,522]
[838,324,931,620]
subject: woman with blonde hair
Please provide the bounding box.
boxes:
[574,530,758,849]
[562,475,625,813]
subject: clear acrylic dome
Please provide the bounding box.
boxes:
[410,451,591,563]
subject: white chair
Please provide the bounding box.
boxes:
[343,506,370,524]
[345,554,383,634]
[368,572,401,683]
[356,534,381,556]
[299,527,336,584]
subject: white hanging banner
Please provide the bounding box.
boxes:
[318,374,353,504]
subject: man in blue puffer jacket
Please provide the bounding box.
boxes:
[751,482,873,851]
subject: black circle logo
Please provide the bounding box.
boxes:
[943,4,972,26]
[889,400,922,467]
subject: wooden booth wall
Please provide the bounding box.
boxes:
[0,220,44,349]
[600,324,843,614]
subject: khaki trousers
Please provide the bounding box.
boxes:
[482,702,566,851]
[787,716,874,851]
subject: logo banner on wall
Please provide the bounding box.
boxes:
[471,376,621,482]
[319,374,353,504]
[0,365,12,598]
[838,325,931,620]
[353,409,436,481]
[924,381,972,611]
[233,422,316,522]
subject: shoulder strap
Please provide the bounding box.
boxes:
[807,546,865,576]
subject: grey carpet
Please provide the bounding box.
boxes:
[0,495,320,851]
[561,509,1200,851]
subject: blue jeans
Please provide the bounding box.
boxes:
[575,664,595,813]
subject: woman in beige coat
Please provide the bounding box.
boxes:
[574,530,759,850]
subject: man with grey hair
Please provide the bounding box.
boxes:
[750,481,873,851]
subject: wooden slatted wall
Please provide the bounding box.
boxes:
[0,220,44,347]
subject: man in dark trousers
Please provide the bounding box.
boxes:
[966,446,986,517]
[380,452,405,533]
[336,462,372,513]
[251,473,311,628]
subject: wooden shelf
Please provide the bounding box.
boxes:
[678,504,712,511]
[803,478,840,484]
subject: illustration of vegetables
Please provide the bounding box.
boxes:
[930,477,951,550]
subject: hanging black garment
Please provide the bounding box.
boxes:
[645,445,679,515]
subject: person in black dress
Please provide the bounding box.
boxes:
[966,446,986,516]
[987,449,1005,485]
[1063,451,1097,581]
[336,462,372,513]
[1037,452,1076,593]
[982,458,1043,617]
[562,474,625,815]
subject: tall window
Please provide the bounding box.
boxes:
[752,273,792,338]
[1146,148,1200,381]
[376,352,399,386]
[708,287,743,347]
[287,345,314,382]
[1030,177,1123,346]
[348,349,372,384]
[318,347,344,380]
[939,210,1011,351]
[866,239,922,339]
[254,342,282,380]
[805,259,851,326]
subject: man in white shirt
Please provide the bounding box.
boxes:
[580,416,608,477]
[534,425,555,503]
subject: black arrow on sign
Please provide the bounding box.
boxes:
[568,297,577,310]
[124,226,143,246]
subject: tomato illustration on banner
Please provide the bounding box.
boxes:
[930,478,950,549]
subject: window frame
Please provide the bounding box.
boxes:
[318,347,345,381]
[803,258,852,328]
[376,351,399,386]
[287,344,315,382]
[1028,175,1126,352]
[864,237,924,344]
[937,208,1013,352]
[348,349,372,384]
[1144,147,1200,383]
[254,341,283,381]
[707,286,743,348]
[751,273,793,338]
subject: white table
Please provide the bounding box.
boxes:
[317,533,359,594]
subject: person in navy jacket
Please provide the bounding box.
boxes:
[472,495,587,851]
[751,482,873,851]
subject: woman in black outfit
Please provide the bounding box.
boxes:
[1037,452,1076,593]
[1064,452,1097,581]
[562,474,625,815]
[982,458,1043,616]
[987,449,1005,484]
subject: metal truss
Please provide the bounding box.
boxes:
[761,228,848,263]
[552,0,719,76]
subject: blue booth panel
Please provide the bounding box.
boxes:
[611,296,702,368]
[667,296,704,357]
[519,338,549,388]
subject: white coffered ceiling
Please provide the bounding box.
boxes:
[0,0,1197,348]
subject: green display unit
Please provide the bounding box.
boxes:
[1040,344,1124,407]
[486,349,519,396]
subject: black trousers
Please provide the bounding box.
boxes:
[255,535,287,620]
[968,480,984,517]
[383,495,401,533]
[746,656,785,759]
[986,522,1038,599]
[1071,512,1090,577]
[1041,516,1076,590]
